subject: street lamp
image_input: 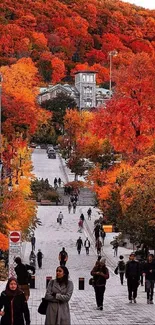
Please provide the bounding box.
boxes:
[109,50,118,98]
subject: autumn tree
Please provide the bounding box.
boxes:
[41,92,77,137]
[119,156,155,248]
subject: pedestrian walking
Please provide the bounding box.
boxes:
[73,201,77,213]
[29,250,36,268]
[100,230,106,246]
[57,211,64,225]
[44,266,73,325]
[0,277,30,325]
[31,234,36,251]
[87,207,92,220]
[59,247,68,266]
[117,255,126,285]
[80,213,85,222]
[37,249,44,269]
[76,237,83,254]
[125,252,140,303]
[90,258,109,310]
[58,177,61,187]
[78,219,83,232]
[68,201,72,213]
[14,257,35,301]
[113,239,119,257]
[93,223,100,241]
[54,177,57,187]
[143,254,155,304]
[95,238,102,256]
[84,237,90,255]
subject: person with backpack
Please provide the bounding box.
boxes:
[84,237,90,255]
[14,257,35,301]
[76,237,83,254]
[59,247,68,266]
[117,255,126,285]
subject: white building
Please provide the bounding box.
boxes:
[38,71,110,109]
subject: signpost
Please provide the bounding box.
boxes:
[9,231,21,277]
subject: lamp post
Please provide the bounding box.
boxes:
[109,50,118,98]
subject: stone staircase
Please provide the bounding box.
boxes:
[57,187,96,206]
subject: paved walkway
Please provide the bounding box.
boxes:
[1,148,155,325]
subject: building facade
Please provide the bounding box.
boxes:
[38,71,110,109]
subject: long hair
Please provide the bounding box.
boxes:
[56,266,69,286]
[5,277,21,296]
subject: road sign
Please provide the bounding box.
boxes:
[9,231,21,277]
[10,231,21,243]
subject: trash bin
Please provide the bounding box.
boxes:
[46,276,52,288]
[30,275,35,289]
[79,277,84,290]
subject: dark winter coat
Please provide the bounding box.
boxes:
[0,290,30,325]
[15,263,35,285]
[143,261,155,281]
[44,278,73,325]
[125,260,140,281]
[91,264,109,286]
[76,238,83,249]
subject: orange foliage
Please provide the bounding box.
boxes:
[0,233,8,251]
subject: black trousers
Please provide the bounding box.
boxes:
[119,272,124,285]
[127,278,139,300]
[94,285,105,307]
[85,247,89,255]
[38,259,42,268]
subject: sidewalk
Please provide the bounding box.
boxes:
[1,149,155,325]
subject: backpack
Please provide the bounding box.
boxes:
[118,260,125,271]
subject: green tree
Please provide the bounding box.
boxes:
[41,92,77,136]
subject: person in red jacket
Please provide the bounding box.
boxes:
[0,277,30,325]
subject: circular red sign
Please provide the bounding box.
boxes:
[10,231,20,243]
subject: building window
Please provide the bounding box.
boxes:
[82,75,86,82]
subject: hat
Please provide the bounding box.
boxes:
[130,252,135,256]
[100,257,106,264]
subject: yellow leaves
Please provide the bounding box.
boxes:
[0,58,39,103]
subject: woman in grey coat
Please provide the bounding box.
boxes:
[44,265,73,325]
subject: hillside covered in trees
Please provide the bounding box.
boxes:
[0,0,155,84]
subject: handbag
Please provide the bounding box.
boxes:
[114,266,118,275]
[89,278,95,286]
[38,298,48,315]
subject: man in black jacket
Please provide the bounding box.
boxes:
[125,252,140,303]
[14,257,35,301]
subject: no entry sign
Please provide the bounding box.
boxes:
[9,231,21,277]
[10,231,21,243]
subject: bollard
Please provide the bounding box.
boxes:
[30,275,35,289]
[46,276,52,288]
[79,277,84,290]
